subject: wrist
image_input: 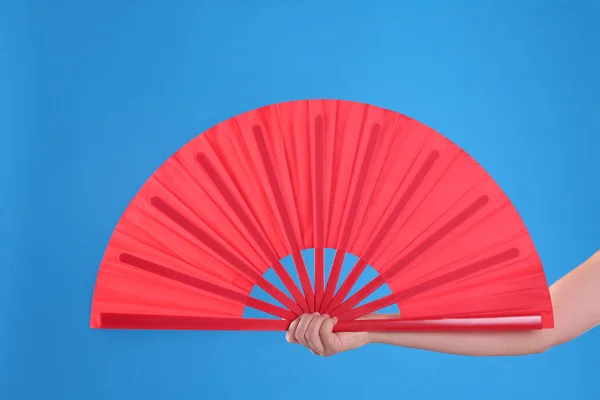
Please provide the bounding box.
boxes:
[360,313,397,345]
[365,331,376,345]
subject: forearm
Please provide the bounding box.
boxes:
[368,328,549,356]
[362,312,550,356]
[366,251,600,356]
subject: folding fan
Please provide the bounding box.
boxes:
[91,99,554,333]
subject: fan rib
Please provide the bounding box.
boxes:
[320,123,381,310]
[196,153,308,312]
[252,125,316,310]
[118,253,296,320]
[330,195,490,316]
[149,196,302,315]
[323,150,440,313]
[324,101,343,242]
[314,115,326,311]
[321,251,346,312]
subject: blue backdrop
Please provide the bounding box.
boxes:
[1,1,599,399]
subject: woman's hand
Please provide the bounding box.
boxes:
[285,313,370,356]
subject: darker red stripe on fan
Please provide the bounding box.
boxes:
[330,195,490,315]
[337,123,381,250]
[364,150,440,260]
[337,248,521,320]
[323,150,439,313]
[149,196,302,315]
[394,247,520,302]
[381,194,490,282]
[118,253,296,320]
[253,125,315,310]
[196,153,308,313]
[314,115,325,247]
[320,124,381,311]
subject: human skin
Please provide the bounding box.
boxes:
[286,250,600,357]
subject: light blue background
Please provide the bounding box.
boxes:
[1,1,599,399]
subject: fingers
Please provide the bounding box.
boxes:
[285,318,300,344]
[306,314,329,355]
[286,313,332,355]
[294,313,314,348]
[286,315,363,357]
[288,313,315,355]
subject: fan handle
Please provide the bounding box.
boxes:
[97,314,544,331]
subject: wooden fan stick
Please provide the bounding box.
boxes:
[321,149,439,314]
[118,253,296,320]
[149,196,303,315]
[253,126,317,311]
[329,195,490,316]
[335,248,521,321]
[98,314,543,331]
[320,123,381,309]
[196,153,309,313]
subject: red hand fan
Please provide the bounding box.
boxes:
[91,99,554,333]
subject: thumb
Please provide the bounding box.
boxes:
[320,316,338,351]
